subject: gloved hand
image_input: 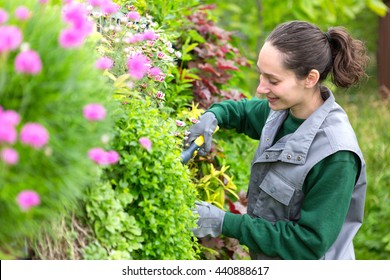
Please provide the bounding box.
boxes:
[192,201,225,238]
[187,112,218,156]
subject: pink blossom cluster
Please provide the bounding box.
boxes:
[16,190,41,211]
[87,0,120,15]
[139,137,152,151]
[96,7,173,101]
[83,104,120,166]
[121,28,166,82]
[20,123,50,149]
[123,30,159,44]
[15,6,32,21]
[0,9,43,75]
[95,56,114,70]
[88,147,120,165]
[127,53,150,80]
[15,50,43,75]
[155,91,165,100]
[59,2,94,48]
[0,107,20,149]
[126,11,140,21]
[0,107,50,165]
[0,8,9,24]
[0,25,22,53]
[0,106,19,165]
[83,103,106,121]
[176,120,186,127]
[1,147,19,165]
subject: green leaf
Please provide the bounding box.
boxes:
[366,0,389,17]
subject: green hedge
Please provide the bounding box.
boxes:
[84,98,199,259]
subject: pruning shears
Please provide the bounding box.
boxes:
[180,127,219,164]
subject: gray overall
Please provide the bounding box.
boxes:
[247,90,367,259]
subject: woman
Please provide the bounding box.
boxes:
[189,21,368,260]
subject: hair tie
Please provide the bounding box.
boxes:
[324,32,331,43]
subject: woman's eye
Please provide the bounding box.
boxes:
[269,80,279,85]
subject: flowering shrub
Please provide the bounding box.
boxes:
[0,0,118,258]
[74,1,200,259]
[84,97,199,260]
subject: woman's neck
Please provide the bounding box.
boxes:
[290,88,324,119]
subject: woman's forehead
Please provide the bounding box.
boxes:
[257,42,287,77]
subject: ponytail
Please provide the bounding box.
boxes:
[327,27,369,88]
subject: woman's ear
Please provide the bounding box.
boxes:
[305,69,320,88]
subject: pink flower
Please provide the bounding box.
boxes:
[149,67,162,77]
[15,50,42,75]
[88,147,107,164]
[83,103,106,121]
[95,57,113,70]
[20,123,49,149]
[15,6,31,21]
[86,0,102,7]
[157,52,165,59]
[0,26,23,53]
[39,0,49,4]
[127,53,149,79]
[154,75,165,82]
[1,147,19,165]
[75,19,94,38]
[156,91,165,100]
[106,150,119,164]
[176,120,185,127]
[0,109,20,126]
[60,2,94,48]
[126,11,140,21]
[126,33,144,43]
[139,137,152,151]
[100,0,120,14]
[0,9,8,24]
[87,148,119,165]
[62,2,88,28]
[142,30,157,41]
[0,124,17,144]
[190,118,199,124]
[59,27,85,48]
[17,190,41,211]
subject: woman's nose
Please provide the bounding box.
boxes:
[256,79,270,95]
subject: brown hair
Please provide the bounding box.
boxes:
[266,21,368,88]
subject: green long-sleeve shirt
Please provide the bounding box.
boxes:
[208,97,360,259]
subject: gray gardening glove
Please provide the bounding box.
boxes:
[187,112,218,156]
[192,201,225,238]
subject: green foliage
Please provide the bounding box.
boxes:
[215,131,258,192]
[87,98,199,259]
[0,0,116,258]
[83,180,143,259]
[339,94,390,259]
[194,163,238,209]
[80,3,200,259]
[115,0,201,27]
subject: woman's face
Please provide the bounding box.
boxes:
[256,42,314,117]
